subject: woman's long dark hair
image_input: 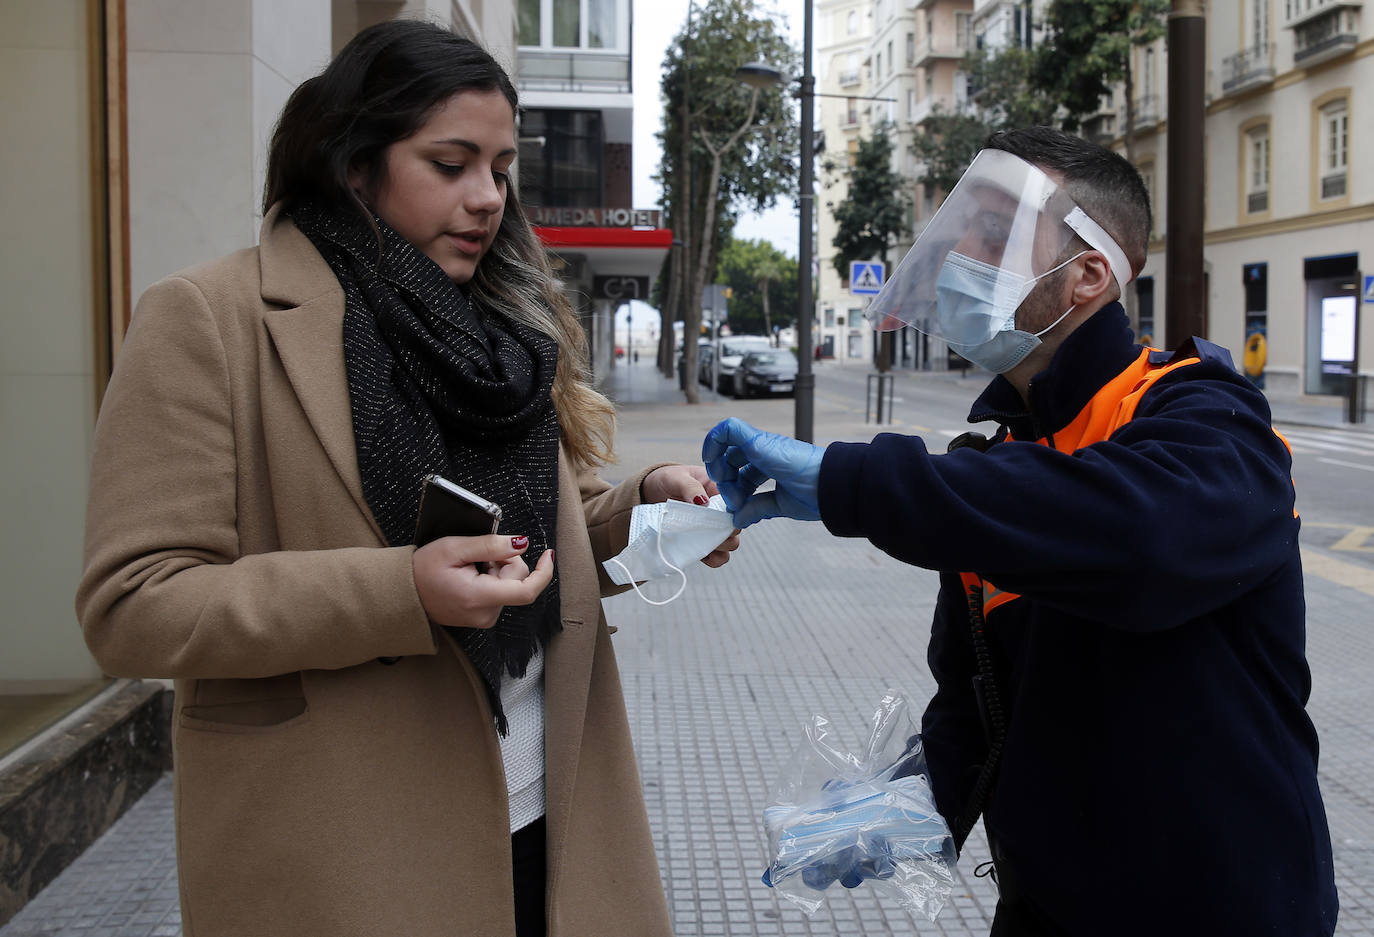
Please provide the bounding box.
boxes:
[264,19,614,467]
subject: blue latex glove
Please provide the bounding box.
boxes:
[701,417,824,529]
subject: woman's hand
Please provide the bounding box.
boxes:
[642,464,742,569]
[642,463,718,506]
[412,535,554,629]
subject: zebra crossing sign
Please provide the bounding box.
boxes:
[850,261,885,295]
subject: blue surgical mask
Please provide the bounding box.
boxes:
[935,250,1082,373]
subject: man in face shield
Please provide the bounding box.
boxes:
[704,127,1336,936]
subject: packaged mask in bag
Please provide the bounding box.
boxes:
[603,495,735,605]
[761,691,956,920]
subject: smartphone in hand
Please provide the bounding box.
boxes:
[413,474,503,547]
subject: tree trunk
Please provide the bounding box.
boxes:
[685,88,761,404]
[760,279,773,344]
[660,245,682,378]
[678,40,698,404]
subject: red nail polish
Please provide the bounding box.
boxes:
[511,536,529,549]
[693,494,709,506]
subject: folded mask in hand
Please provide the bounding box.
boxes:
[603,495,735,605]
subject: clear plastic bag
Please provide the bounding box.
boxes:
[761,690,956,920]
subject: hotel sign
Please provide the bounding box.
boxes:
[529,206,662,228]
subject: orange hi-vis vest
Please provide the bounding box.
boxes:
[959,345,1292,615]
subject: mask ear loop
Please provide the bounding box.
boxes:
[605,518,687,606]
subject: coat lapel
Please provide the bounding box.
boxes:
[257,207,384,544]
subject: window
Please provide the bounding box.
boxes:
[553,0,579,46]
[1245,125,1271,214]
[519,0,540,45]
[955,12,972,50]
[876,51,882,76]
[1320,99,1348,200]
[888,39,894,74]
[519,0,622,49]
[906,32,915,65]
[907,88,917,119]
[925,12,934,49]
[847,138,860,166]
[925,70,933,98]
[848,10,858,34]
[1251,0,1270,48]
[587,0,615,48]
[847,96,859,125]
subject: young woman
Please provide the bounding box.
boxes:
[77,20,735,937]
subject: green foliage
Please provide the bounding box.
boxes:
[654,0,800,290]
[831,124,910,278]
[908,47,1054,199]
[911,108,989,197]
[716,237,798,336]
[1033,0,1169,131]
[963,46,1059,129]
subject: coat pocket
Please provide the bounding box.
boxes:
[179,673,309,734]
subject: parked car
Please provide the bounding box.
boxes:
[733,348,799,398]
[696,343,715,386]
[713,336,772,392]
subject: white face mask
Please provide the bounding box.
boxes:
[603,495,736,605]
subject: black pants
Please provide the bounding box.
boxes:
[512,816,547,937]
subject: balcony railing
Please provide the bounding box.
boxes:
[1120,94,1160,132]
[839,69,862,87]
[1222,44,1274,94]
[1083,113,1116,144]
[517,50,631,93]
[1293,7,1360,67]
[1321,172,1347,200]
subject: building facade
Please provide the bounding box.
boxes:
[1155,0,1372,395]
[516,0,670,380]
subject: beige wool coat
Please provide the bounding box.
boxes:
[76,208,674,937]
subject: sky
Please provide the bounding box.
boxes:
[630,0,810,261]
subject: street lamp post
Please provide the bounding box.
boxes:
[738,15,893,442]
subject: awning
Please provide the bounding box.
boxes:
[534,226,673,280]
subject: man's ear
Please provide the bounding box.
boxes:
[1071,251,1118,306]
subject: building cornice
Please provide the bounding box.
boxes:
[1147,201,1374,252]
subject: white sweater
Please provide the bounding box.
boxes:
[498,646,546,832]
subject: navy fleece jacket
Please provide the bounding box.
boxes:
[818,305,1337,936]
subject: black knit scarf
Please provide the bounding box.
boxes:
[291,202,561,736]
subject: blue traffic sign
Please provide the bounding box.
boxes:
[850,261,885,295]
[1364,274,1374,303]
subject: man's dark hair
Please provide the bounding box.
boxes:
[983,126,1151,279]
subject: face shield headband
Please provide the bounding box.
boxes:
[864,149,1134,339]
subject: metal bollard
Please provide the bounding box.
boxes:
[866,372,895,424]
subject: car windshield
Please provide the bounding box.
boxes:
[722,341,769,357]
[746,351,794,366]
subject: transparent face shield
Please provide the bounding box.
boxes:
[865,149,1132,349]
